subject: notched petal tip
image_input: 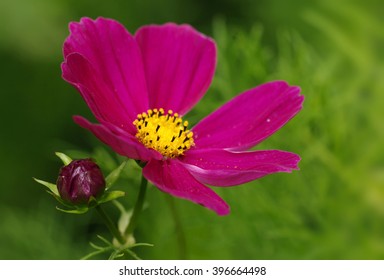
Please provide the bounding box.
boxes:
[290,153,302,170]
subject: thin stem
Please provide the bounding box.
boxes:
[95,205,126,245]
[166,195,187,259]
[125,175,148,237]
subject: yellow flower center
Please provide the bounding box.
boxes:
[133,108,194,158]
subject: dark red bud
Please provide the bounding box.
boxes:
[56,159,106,205]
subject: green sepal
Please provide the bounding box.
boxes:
[33,178,59,196]
[54,196,90,214]
[55,152,73,166]
[34,159,126,214]
[46,190,73,208]
[98,191,126,204]
[54,192,125,214]
[105,160,127,190]
[56,206,89,214]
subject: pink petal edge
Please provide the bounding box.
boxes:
[143,159,230,215]
[73,116,162,161]
[181,148,300,187]
[192,81,304,150]
[62,17,149,124]
[135,23,217,115]
[62,53,137,130]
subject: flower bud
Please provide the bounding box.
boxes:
[56,159,106,205]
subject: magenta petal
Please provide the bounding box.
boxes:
[135,23,216,115]
[74,116,162,161]
[193,81,304,150]
[62,53,136,129]
[143,159,230,215]
[181,148,300,187]
[63,17,148,123]
[185,148,300,186]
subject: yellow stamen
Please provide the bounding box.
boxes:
[133,108,194,158]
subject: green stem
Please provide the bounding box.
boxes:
[166,195,187,259]
[125,175,148,237]
[95,205,126,245]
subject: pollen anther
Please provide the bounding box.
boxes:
[134,108,195,158]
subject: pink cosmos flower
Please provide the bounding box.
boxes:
[62,17,304,215]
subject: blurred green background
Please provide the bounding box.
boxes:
[1,0,383,259]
